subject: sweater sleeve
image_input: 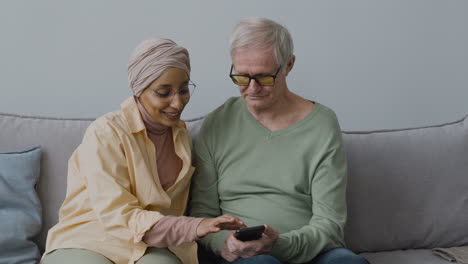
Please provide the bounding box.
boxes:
[189,119,228,255]
[271,129,348,263]
[75,123,164,244]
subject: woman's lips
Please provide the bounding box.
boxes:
[162,111,180,120]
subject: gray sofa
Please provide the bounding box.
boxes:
[1,111,467,264]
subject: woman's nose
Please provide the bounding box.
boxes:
[170,93,185,110]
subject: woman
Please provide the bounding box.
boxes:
[41,38,244,264]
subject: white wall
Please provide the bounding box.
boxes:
[1,0,467,130]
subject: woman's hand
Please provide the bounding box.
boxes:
[196,214,246,238]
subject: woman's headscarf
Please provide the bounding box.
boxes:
[128,38,190,97]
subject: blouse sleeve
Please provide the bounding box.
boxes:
[143,216,204,248]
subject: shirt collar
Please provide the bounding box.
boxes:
[121,96,146,133]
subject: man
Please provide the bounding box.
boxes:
[190,17,368,264]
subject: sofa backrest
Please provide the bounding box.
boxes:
[343,115,468,252]
[1,111,467,254]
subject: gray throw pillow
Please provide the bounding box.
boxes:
[0,146,42,264]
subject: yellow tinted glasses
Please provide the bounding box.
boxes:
[229,65,281,86]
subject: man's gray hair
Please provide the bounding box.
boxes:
[229,17,294,73]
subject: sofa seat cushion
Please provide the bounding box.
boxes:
[361,249,452,264]
[343,115,468,252]
[0,146,42,264]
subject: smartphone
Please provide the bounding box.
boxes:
[234,225,265,241]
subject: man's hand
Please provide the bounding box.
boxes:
[196,214,246,238]
[221,225,279,262]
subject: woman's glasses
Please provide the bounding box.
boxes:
[153,80,196,102]
[229,65,281,86]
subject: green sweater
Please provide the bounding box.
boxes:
[190,97,347,263]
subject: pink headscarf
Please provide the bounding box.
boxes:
[128,38,190,97]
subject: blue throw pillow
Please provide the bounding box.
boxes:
[0,146,42,264]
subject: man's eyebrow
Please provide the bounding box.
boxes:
[236,72,274,76]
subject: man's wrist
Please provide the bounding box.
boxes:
[270,235,289,261]
[200,230,230,256]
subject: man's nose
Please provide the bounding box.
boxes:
[247,78,261,92]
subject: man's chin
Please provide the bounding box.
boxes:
[247,100,269,111]
[243,95,270,108]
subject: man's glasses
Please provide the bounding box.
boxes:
[229,65,281,86]
[153,80,196,102]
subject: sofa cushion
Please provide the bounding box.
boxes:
[0,146,42,264]
[360,249,451,264]
[344,115,468,252]
[0,113,93,252]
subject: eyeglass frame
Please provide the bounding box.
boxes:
[229,64,282,86]
[152,80,197,101]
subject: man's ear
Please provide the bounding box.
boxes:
[284,55,296,77]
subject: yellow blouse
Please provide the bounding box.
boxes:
[44,97,197,264]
